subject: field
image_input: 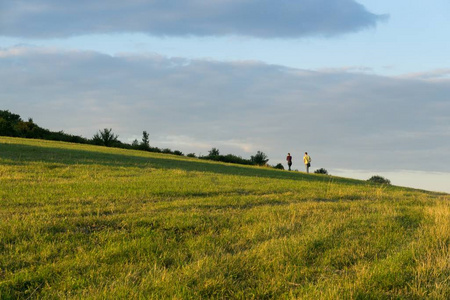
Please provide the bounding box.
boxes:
[0,137,449,299]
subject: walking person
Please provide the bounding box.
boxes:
[303,152,311,173]
[286,153,292,171]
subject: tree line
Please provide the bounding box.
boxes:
[1,110,393,181]
[0,110,280,168]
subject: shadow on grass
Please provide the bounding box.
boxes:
[0,142,361,185]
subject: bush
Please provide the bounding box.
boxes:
[314,168,329,175]
[367,175,391,185]
[173,150,184,156]
[200,151,254,165]
[149,147,162,153]
[273,163,285,170]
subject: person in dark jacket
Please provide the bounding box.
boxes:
[286,153,292,171]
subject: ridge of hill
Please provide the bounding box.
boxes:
[0,137,449,299]
[0,109,271,167]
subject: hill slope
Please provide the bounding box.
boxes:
[0,137,449,299]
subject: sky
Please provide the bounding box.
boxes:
[1,0,449,193]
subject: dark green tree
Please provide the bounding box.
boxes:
[0,110,21,124]
[208,148,220,157]
[132,139,139,148]
[92,128,119,147]
[251,151,269,166]
[0,118,16,136]
[141,131,150,150]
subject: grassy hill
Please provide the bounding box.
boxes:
[0,137,449,299]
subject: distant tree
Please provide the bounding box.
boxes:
[92,128,119,147]
[0,110,26,137]
[141,131,150,150]
[273,163,285,170]
[251,151,269,166]
[314,168,329,175]
[16,119,38,137]
[208,148,220,157]
[0,110,21,124]
[187,153,197,158]
[131,139,139,148]
[367,175,391,185]
[0,118,16,136]
[1,110,90,142]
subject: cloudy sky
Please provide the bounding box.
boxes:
[1,0,449,192]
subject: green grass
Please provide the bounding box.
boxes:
[1,137,449,299]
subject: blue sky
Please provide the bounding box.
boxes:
[1,0,449,192]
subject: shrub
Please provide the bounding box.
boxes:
[222,154,253,165]
[273,163,285,170]
[149,147,162,153]
[367,175,391,185]
[200,154,253,165]
[187,153,197,158]
[173,150,184,156]
[314,168,329,175]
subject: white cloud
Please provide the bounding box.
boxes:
[0,0,387,39]
[398,69,450,80]
[1,46,448,173]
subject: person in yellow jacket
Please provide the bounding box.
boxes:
[303,152,311,173]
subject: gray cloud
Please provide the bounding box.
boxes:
[0,0,387,39]
[1,47,448,173]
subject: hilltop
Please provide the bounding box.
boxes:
[0,137,448,299]
[0,109,287,169]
